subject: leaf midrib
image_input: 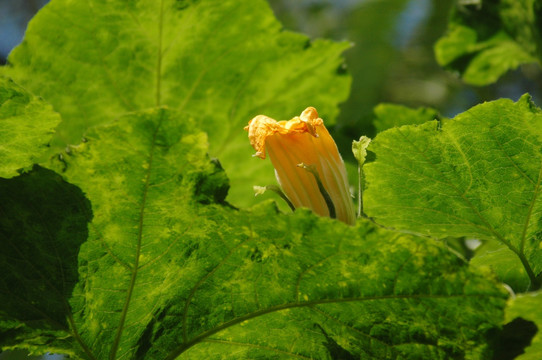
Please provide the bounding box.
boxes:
[155,0,164,107]
[310,306,396,354]
[181,231,254,342]
[201,339,313,359]
[108,1,165,357]
[108,116,162,360]
[165,292,502,360]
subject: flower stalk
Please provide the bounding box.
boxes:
[352,136,371,218]
[253,185,295,212]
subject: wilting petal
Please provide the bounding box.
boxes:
[245,107,356,225]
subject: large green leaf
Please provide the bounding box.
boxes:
[1,0,350,208]
[1,108,508,358]
[153,205,507,360]
[53,108,228,359]
[0,77,60,178]
[0,166,91,356]
[435,0,542,85]
[364,94,542,290]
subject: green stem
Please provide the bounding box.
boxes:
[516,251,541,291]
[254,185,295,212]
[357,162,364,218]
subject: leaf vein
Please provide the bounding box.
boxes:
[108,114,163,359]
[166,293,504,360]
[181,229,255,342]
[202,339,313,359]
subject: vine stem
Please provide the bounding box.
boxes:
[357,160,363,218]
[516,250,541,291]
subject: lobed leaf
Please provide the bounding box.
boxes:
[0,77,60,178]
[364,94,542,290]
[0,108,503,359]
[1,0,350,208]
[435,0,542,85]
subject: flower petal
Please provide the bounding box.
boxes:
[245,108,355,225]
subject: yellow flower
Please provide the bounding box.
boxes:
[244,107,356,225]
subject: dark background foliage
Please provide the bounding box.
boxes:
[269,0,542,159]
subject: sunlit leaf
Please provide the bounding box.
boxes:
[352,136,371,164]
[0,77,60,178]
[1,0,350,208]
[364,94,542,290]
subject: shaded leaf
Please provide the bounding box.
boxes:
[0,77,60,178]
[435,0,542,85]
[503,291,542,359]
[364,94,542,290]
[1,0,350,207]
[373,103,440,133]
[0,166,91,356]
[471,241,530,292]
